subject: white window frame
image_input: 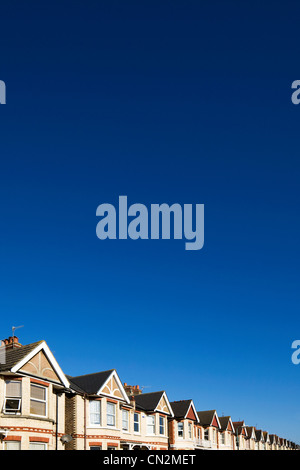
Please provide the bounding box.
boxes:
[89,400,101,427]
[178,422,184,438]
[29,442,47,450]
[5,441,21,450]
[4,380,22,415]
[147,415,155,435]
[122,409,129,432]
[134,412,140,433]
[106,402,116,427]
[30,384,47,417]
[159,415,165,435]
[188,422,192,439]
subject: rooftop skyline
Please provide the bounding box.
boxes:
[0,0,299,444]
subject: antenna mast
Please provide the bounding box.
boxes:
[12,325,24,349]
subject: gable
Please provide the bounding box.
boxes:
[227,420,234,432]
[211,415,219,428]
[10,341,70,388]
[156,396,169,414]
[19,350,60,383]
[186,404,197,421]
[101,375,124,400]
[98,370,130,403]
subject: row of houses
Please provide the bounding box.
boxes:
[0,336,298,451]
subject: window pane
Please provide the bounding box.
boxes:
[122,410,129,430]
[134,413,139,432]
[29,443,46,450]
[30,385,46,400]
[6,381,21,397]
[159,416,165,434]
[90,401,101,425]
[30,400,46,416]
[5,441,21,450]
[107,403,116,426]
[4,398,21,412]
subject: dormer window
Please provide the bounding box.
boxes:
[4,380,22,414]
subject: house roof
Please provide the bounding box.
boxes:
[67,370,115,394]
[245,426,256,439]
[232,421,247,436]
[219,416,235,432]
[170,400,199,422]
[134,391,173,416]
[197,410,220,428]
[255,430,264,442]
[0,341,44,372]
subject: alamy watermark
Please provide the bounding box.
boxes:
[291,80,300,105]
[291,340,300,365]
[0,80,6,104]
[96,196,204,250]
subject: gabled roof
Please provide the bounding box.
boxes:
[134,391,174,416]
[197,410,221,428]
[263,431,270,443]
[0,340,70,388]
[255,430,264,442]
[68,370,114,394]
[245,426,256,439]
[0,341,43,371]
[68,369,130,403]
[232,421,248,436]
[170,400,199,422]
[219,416,235,433]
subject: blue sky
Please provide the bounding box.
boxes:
[0,1,300,442]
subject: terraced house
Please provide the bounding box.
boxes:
[0,336,298,451]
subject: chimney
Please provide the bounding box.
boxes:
[123,384,143,397]
[0,336,22,350]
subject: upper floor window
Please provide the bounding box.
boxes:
[159,416,165,435]
[147,415,155,435]
[188,422,192,439]
[122,409,129,431]
[204,429,209,440]
[220,432,225,445]
[4,380,22,414]
[30,384,47,417]
[134,413,140,433]
[107,402,116,427]
[178,422,184,438]
[90,400,101,426]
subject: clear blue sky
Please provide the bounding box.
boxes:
[0,0,299,443]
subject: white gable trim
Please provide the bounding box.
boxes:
[154,391,174,417]
[97,370,130,404]
[11,341,70,388]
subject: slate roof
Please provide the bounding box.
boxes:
[255,430,264,441]
[197,410,217,426]
[170,400,193,419]
[219,416,234,432]
[134,391,168,413]
[67,370,115,395]
[245,426,256,439]
[0,341,43,372]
